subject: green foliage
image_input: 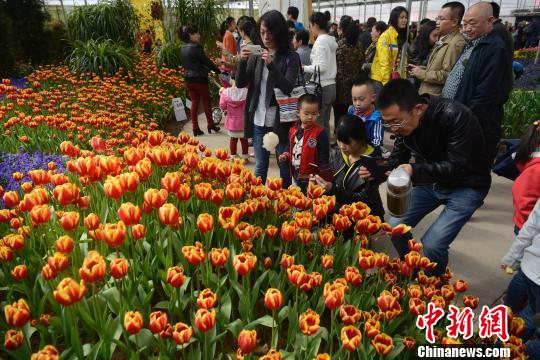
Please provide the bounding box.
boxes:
[155,40,183,69]
[67,39,137,77]
[67,0,138,47]
[161,0,222,51]
[502,90,540,138]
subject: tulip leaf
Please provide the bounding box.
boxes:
[101,287,121,314]
[245,315,275,329]
[278,305,290,324]
[226,319,244,338]
[219,292,232,322]
[83,341,101,360]
[229,278,245,299]
[77,301,98,331]
[250,270,269,308]
[386,341,405,360]
[129,329,156,352]
[154,300,170,310]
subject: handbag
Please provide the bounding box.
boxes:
[492,139,521,181]
[274,53,322,124]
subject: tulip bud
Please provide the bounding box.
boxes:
[4,329,24,350]
[196,213,214,233]
[172,322,194,345]
[371,333,394,356]
[194,308,216,333]
[149,311,168,334]
[53,277,86,306]
[117,202,141,226]
[131,223,146,240]
[299,309,320,336]
[84,213,100,231]
[11,264,28,281]
[181,242,206,266]
[4,298,31,327]
[167,266,185,288]
[110,258,129,279]
[124,311,143,334]
[341,325,362,352]
[209,247,229,268]
[197,288,218,309]
[340,305,362,326]
[264,288,284,311]
[238,329,257,354]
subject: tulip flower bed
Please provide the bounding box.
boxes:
[0,133,528,359]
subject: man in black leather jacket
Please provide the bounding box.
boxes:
[376,80,492,276]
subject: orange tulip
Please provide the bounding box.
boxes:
[195,308,216,333]
[463,294,479,309]
[144,188,169,209]
[54,235,74,254]
[4,298,30,327]
[210,247,229,268]
[266,177,282,191]
[408,285,423,299]
[320,254,334,269]
[299,309,320,336]
[148,130,165,146]
[158,203,180,227]
[453,279,468,293]
[84,213,100,231]
[167,266,185,288]
[135,158,153,180]
[28,169,51,185]
[234,222,254,241]
[510,316,525,337]
[409,297,426,316]
[375,253,389,268]
[59,211,80,231]
[358,249,375,270]
[264,288,284,311]
[103,221,126,248]
[344,266,362,286]
[103,176,125,199]
[307,182,325,199]
[5,233,24,251]
[124,311,143,334]
[182,242,206,266]
[183,152,199,169]
[287,264,307,286]
[318,227,336,247]
[402,336,416,349]
[117,202,141,226]
[218,206,240,230]
[340,305,362,325]
[315,354,331,360]
[280,221,297,242]
[390,224,411,236]
[377,290,399,313]
[53,277,86,306]
[120,172,140,193]
[31,344,59,359]
[60,141,80,157]
[3,191,19,208]
[89,136,106,153]
[131,223,146,240]
[149,311,169,334]
[110,258,129,279]
[371,333,394,356]
[296,228,312,245]
[172,322,194,345]
[197,288,218,309]
[238,329,257,354]
[196,213,214,233]
[30,204,52,226]
[364,318,381,339]
[79,252,106,283]
[175,183,191,201]
[47,252,69,272]
[233,252,257,276]
[280,253,295,269]
[124,148,145,166]
[161,172,182,193]
[226,182,244,201]
[323,282,345,310]
[341,325,362,352]
[4,329,24,350]
[11,264,28,281]
[404,251,422,269]
[194,182,213,201]
[265,224,279,238]
[53,182,81,206]
[41,264,57,281]
[407,238,423,252]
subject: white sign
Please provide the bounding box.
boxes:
[172,98,187,122]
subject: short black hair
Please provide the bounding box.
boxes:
[298,93,321,110]
[259,10,291,53]
[490,2,500,18]
[336,115,370,145]
[310,12,328,32]
[352,77,376,93]
[287,6,299,20]
[324,10,331,22]
[340,15,359,46]
[442,2,466,23]
[373,21,388,34]
[179,24,198,43]
[366,17,377,29]
[377,79,421,112]
[294,29,310,46]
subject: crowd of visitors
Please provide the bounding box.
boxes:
[179,4,539,356]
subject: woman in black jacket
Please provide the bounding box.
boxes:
[235,10,300,188]
[311,115,385,219]
[179,25,221,137]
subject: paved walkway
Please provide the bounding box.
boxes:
[166,112,515,307]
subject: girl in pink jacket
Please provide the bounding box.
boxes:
[219,84,249,159]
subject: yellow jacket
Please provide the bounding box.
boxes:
[370,26,407,84]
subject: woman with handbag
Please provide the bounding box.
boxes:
[303,12,338,141]
[235,10,300,188]
[370,6,409,92]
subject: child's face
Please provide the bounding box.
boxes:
[298,102,319,127]
[351,85,376,113]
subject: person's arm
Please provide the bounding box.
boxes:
[219,93,227,110]
[418,38,465,85]
[235,56,255,89]
[196,46,220,74]
[410,107,472,183]
[304,41,331,75]
[502,199,540,269]
[267,52,300,95]
[223,32,237,56]
[366,120,384,147]
[328,179,375,205]
[375,34,392,84]
[467,46,508,127]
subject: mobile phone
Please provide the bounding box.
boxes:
[360,156,392,181]
[245,44,262,56]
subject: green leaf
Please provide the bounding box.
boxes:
[154,301,170,310]
[226,319,244,338]
[101,287,121,314]
[219,292,232,322]
[250,269,269,308]
[278,305,290,324]
[129,329,156,353]
[245,315,275,329]
[229,278,245,299]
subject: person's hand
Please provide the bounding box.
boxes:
[216,40,224,49]
[500,264,514,274]
[239,44,252,61]
[261,48,271,65]
[358,166,374,181]
[397,164,413,177]
[278,152,290,163]
[311,174,332,192]
[408,65,425,78]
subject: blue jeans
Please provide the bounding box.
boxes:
[253,125,291,188]
[389,185,487,276]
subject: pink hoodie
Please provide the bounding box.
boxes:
[219,87,248,132]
